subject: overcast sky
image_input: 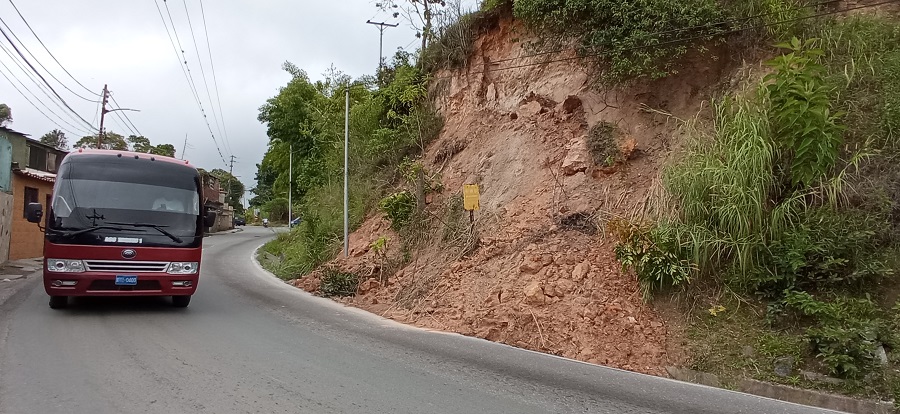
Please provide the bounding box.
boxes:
[0,0,478,204]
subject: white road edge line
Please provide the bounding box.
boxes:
[246,239,844,412]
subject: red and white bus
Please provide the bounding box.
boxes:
[25,149,214,309]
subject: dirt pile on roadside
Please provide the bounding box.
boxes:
[290,17,732,376]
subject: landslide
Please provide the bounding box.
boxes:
[288,16,741,376]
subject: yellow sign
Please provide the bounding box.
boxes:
[463,184,480,211]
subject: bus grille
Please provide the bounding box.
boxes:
[83,260,170,273]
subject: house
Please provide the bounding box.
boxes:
[199,171,233,233]
[0,127,67,263]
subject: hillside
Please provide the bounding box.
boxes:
[257,0,900,404]
[287,16,737,375]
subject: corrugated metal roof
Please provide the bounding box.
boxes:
[13,167,56,183]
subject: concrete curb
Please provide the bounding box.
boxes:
[205,228,244,236]
[666,367,897,414]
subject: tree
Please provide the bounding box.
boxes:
[151,144,176,157]
[0,103,11,126]
[74,132,128,150]
[127,135,152,153]
[71,132,177,157]
[128,135,177,157]
[249,162,278,207]
[377,0,446,54]
[39,129,68,150]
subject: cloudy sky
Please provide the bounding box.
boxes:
[0,0,477,203]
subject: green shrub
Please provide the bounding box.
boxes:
[611,219,693,300]
[783,291,893,378]
[421,10,478,72]
[658,38,851,290]
[263,197,289,222]
[320,268,360,297]
[513,0,723,81]
[755,208,893,295]
[587,122,620,166]
[379,191,417,230]
[765,37,844,187]
[816,17,900,241]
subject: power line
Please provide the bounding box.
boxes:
[183,0,229,156]
[0,14,100,102]
[108,91,143,136]
[107,113,131,136]
[109,109,137,137]
[5,0,99,95]
[199,0,233,156]
[0,40,94,134]
[436,0,900,79]
[153,0,228,166]
[152,0,204,111]
[0,67,82,137]
[0,63,92,136]
[90,95,101,127]
[0,19,97,131]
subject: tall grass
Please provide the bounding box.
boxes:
[664,92,785,280]
[259,178,378,279]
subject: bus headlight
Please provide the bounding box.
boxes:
[47,259,85,273]
[167,262,198,274]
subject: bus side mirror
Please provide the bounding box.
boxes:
[25,203,43,223]
[204,212,216,227]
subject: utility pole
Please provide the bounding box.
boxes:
[343,87,349,258]
[181,133,189,159]
[366,20,398,74]
[288,144,292,227]
[226,155,237,209]
[97,85,109,148]
[97,85,139,149]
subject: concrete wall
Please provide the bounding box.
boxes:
[0,131,27,169]
[0,192,12,264]
[213,206,234,232]
[9,174,52,260]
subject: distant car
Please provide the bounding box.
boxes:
[290,217,302,228]
[233,217,245,226]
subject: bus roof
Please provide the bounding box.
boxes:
[67,148,197,169]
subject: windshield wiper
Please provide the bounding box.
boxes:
[48,225,128,237]
[104,222,184,243]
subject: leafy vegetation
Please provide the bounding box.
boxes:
[254,52,441,284]
[39,129,68,150]
[0,103,11,126]
[781,291,894,377]
[512,0,723,81]
[610,218,692,300]
[615,13,900,392]
[72,132,176,156]
[319,268,360,297]
[587,121,620,166]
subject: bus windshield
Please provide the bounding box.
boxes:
[47,158,202,247]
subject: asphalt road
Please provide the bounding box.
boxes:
[0,226,836,414]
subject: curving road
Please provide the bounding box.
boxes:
[0,226,834,414]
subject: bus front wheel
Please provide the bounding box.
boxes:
[172,295,191,308]
[49,296,68,309]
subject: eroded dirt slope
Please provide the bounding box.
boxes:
[291,17,734,376]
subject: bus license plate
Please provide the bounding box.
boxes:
[115,275,138,286]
